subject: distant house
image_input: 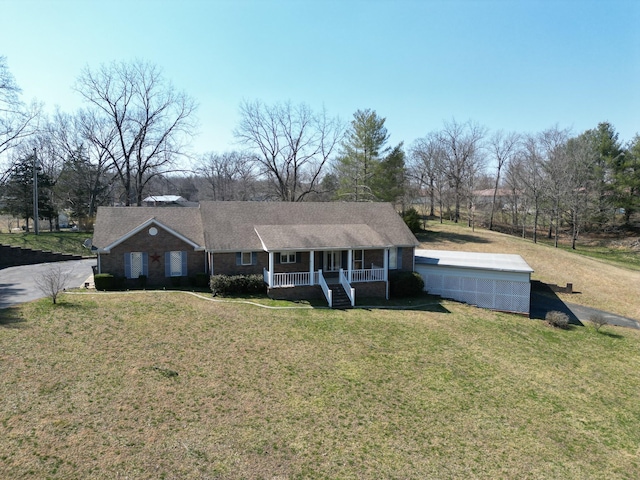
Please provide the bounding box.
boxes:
[92,202,419,308]
[142,195,193,207]
[471,188,513,207]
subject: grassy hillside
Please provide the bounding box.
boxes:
[418,221,640,320]
[1,292,639,479]
[0,231,93,257]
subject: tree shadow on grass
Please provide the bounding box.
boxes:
[596,330,625,339]
[50,301,83,309]
[0,307,26,328]
[357,294,451,313]
[415,231,491,245]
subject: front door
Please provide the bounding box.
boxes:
[324,250,341,272]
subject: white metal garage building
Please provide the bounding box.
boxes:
[415,249,534,315]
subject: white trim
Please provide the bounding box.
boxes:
[268,252,274,287]
[323,250,341,272]
[241,251,253,265]
[168,251,185,277]
[280,252,296,264]
[255,227,268,251]
[384,247,389,299]
[388,247,398,270]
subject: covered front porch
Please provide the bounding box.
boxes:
[262,248,391,308]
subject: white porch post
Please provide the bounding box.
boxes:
[384,247,389,299]
[347,249,353,282]
[309,250,315,285]
[268,251,274,287]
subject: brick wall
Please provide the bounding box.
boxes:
[401,247,415,270]
[268,285,325,301]
[212,251,269,276]
[99,225,205,286]
[267,281,387,304]
[354,281,386,299]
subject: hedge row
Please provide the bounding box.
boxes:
[210,274,266,296]
[389,270,425,298]
[94,273,125,291]
[94,272,210,290]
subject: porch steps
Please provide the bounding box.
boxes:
[331,284,352,309]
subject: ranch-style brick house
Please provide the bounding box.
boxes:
[92,201,419,308]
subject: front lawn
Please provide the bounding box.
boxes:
[1,292,639,479]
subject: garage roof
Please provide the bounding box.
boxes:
[415,249,534,274]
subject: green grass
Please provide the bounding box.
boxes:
[1,292,639,479]
[0,231,93,256]
[536,237,640,271]
[417,219,640,271]
[417,221,640,320]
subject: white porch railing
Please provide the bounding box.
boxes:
[350,268,385,283]
[271,271,312,287]
[264,268,312,287]
[339,269,356,307]
[264,267,385,288]
[318,270,332,307]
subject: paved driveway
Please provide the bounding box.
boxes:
[530,291,640,330]
[0,259,96,309]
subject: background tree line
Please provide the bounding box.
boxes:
[1,57,639,243]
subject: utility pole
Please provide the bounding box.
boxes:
[33,148,39,235]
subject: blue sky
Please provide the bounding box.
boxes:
[1,0,638,156]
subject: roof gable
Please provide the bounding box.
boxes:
[93,206,205,251]
[100,218,203,252]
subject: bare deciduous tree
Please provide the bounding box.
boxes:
[517,134,546,242]
[564,133,599,249]
[196,151,256,201]
[503,153,526,229]
[437,119,486,223]
[35,264,71,304]
[0,56,41,182]
[74,60,198,206]
[539,126,571,247]
[51,109,115,218]
[234,100,343,202]
[487,130,520,230]
[409,133,446,218]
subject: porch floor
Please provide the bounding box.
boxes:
[323,272,340,284]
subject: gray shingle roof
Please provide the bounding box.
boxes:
[93,202,419,252]
[255,224,386,250]
[93,206,205,250]
[200,202,419,252]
